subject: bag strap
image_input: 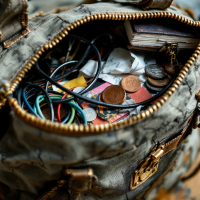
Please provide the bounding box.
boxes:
[0,0,29,47]
[99,0,173,10]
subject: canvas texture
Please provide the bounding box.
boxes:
[0,0,199,199]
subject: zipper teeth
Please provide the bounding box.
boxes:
[5,11,200,134]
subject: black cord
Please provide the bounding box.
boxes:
[45,60,79,91]
[35,57,179,108]
[35,34,102,103]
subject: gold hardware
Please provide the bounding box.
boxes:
[1,11,199,133]
[39,168,97,200]
[130,145,164,190]
[160,42,179,67]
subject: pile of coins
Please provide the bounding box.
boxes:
[145,64,170,92]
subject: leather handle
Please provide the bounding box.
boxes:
[111,0,173,10]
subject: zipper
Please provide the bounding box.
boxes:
[2,11,200,134]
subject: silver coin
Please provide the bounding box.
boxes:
[145,64,167,80]
[146,81,164,92]
[73,87,85,93]
[83,108,97,122]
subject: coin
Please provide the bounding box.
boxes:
[102,85,126,104]
[164,62,175,76]
[145,64,167,79]
[147,77,169,87]
[121,75,141,93]
[165,62,182,76]
[83,108,97,122]
[73,87,85,93]
[146,81,164,92]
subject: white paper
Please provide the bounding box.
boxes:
[79,48,153,85]
[52,81,66,92]
[103,48,156,75]
[79,60,125,85]
[119,99,137,115]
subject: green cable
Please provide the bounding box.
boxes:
[34,94,75,124]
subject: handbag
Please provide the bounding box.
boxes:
[0,0,200,199]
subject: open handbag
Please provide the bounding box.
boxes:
[0,0,200,199]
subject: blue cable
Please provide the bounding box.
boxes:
[22,92,39,117]
[34,95,87,125]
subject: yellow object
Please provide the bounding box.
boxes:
[57,76,87,93]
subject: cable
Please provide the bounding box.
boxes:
[35,58,179,108]
[57,92,70,123]
[22,84,54,121]
[35,95,87,124]
[22,92,39,116]
[35,96,72,124]
[45,60,79,91]
[35,34,102,103]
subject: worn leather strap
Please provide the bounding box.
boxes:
[112,0,173,10]
[0,0,28,44]
[142,0,173,10]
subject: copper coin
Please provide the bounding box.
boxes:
[121,75,141,93]
[164,62,175,76]
[102,85,126,105]
[145,64,167,79]
[148,77,169,87]
[146,81,164,92]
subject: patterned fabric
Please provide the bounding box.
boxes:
[0,1,199,200]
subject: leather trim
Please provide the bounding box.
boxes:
[142,0,173,10]
[112,0,173,10]
[20,0,28,29]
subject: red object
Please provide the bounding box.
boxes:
[57,88,75,123]
[127,86,152,103]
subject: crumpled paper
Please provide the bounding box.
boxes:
[79,47,155,85]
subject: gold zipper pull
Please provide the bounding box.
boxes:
[160,42,179,67]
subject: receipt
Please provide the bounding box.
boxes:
[103,48,156,75]
[79,60,126,85]
[79,48,154,85]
